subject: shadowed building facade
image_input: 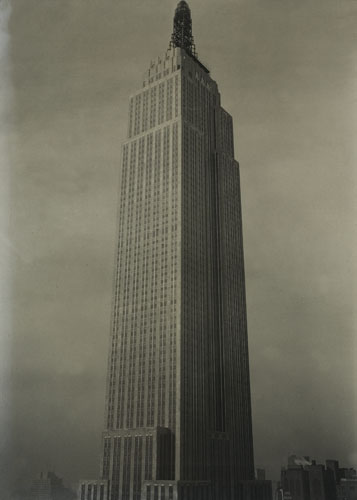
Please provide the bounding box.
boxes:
[79,2,269,499]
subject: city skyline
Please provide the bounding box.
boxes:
[1,0,356,496]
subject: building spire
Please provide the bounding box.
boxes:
[170,1,197,58]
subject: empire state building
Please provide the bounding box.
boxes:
[80,2,270,500]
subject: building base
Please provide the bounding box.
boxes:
[141,479,272,500]
[237,480,273,500]
[142,480,211,500]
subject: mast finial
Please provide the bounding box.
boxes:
[170,1,197,58]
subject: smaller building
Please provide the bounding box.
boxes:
[281,465,310,500]
[280,456,338,500]
[340,469,357,481]
[307,461,336,500]
[326,460,340,485]
[337,468,357,500]
[30,472,75,500]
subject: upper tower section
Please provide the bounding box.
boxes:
[170,1,197,58]
[168,0,209,74]
[139,1,211,92]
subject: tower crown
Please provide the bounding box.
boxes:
[170,0,197,58]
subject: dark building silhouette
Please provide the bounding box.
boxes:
[339,468,357,481]
[79,2,271,499]
[337,467,357,500]
[279,456,357,500]
[307,462,336,500]
[326,461,340,486]
[281,466,310,500]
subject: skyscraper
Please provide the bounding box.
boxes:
[80,2,269,499]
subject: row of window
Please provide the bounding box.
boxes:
[128,75,179,138]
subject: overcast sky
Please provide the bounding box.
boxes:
[1,0,356,495]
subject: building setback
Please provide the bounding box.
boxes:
[79,2,271,499]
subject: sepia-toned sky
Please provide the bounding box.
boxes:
[1,0,356,494]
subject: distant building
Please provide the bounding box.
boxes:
[337,468,357,500]
[307,461,336,500]
[281,465,310,500]
[279,457,357,500]
[30,472,75,500]
[326,460,341,486]
[340,469,357,481]
[280,456,339,500]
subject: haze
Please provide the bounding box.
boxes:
[1,0,356,495]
